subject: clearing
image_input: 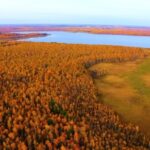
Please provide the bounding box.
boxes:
[89,57,150,137]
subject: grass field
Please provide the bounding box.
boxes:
[90,57,150,137]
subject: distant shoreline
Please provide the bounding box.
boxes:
[0,25,150,36]
[0,33,48,41]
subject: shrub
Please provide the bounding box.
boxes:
[49,99,67,117]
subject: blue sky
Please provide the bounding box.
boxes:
[0,0,150,26]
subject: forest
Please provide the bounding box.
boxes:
[0,42,150,149]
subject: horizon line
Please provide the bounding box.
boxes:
[0,24,150,28]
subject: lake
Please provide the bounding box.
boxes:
[18,31,150,48]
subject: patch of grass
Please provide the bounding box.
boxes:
[142,74,150,87]
[91,57,150,136]
[125,58,150,99]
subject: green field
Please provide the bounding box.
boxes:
[90,57,150,137]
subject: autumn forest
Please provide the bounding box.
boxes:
[0,41,150,149]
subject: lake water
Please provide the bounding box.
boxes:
[18,31,150,48]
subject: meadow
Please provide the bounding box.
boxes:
[89,57,150,137]
[0,42,150,149]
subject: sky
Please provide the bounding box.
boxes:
[0,0,150,26]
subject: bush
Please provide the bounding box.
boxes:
[47,119,55,125]
[49,99,67,117]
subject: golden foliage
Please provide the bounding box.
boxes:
[0,42,149,149]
